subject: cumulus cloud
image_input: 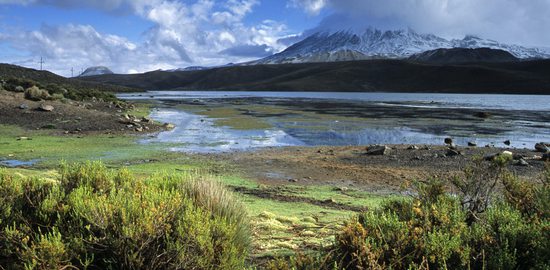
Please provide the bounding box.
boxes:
[0,0,290,75]
[290,0,550,47]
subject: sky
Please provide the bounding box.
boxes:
[0,0,549,76]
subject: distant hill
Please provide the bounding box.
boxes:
[78,59,550,94]
[409,48,519,64]
[79,66,114,77]
[0,63,138,93]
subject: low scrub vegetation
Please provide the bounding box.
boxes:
[0,161,250,269]
[268,160,550,270]
[1,77,118,102]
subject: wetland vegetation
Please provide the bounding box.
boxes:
[1,71,549,269]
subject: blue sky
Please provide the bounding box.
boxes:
[0,0,549,76]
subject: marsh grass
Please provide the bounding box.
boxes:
[0,161,250,269]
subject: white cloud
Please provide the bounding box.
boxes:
[0,0,291,76]
[290,0,550,47]
[288,0,326,16]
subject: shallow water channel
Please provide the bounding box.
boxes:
[119,91,550,153]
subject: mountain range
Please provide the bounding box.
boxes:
[252,28,549,64]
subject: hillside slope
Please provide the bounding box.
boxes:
[409,48,519,64]
[0,63,139,93]
[79,59,550,94]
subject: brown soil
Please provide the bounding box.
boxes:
[0,90,162,134]
[217,145,547,193]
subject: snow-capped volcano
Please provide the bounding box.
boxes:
[79,66,114,77]
[253,28,550,64]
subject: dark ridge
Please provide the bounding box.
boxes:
[408,47,519,64]
[78,59,550,95]
[0,63,140,93]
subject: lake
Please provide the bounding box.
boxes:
[118,91,550,153]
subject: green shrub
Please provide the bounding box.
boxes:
[4,78,38,91]
[0,162,250,269]
[268,163,550,270]
[24,86,50,101]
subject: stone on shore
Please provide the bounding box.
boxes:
[163,123,175,129]
[366,145,390,155]
[38,104,54,112]
[445,149,461,157]
[535,142,549,153]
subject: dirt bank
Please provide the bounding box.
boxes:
[0,90,162,134]
[216,145,547,193]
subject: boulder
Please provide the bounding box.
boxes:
[163,123,175,129]
[445,149,462,157]
[504,140,511,146]
[19,104,28,110]
[542,153,550,161]
[14,86,24,92]
[444,138,453,145]
[407,145,419,150]
[473,111,492,118]
[38,104,54,112]
[535,142,550,153]
[366,145,390,155]
[468,141,477,147]
[485,151,513,161]
[513,159,529,166]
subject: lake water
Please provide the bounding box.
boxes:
[119,91,550,153]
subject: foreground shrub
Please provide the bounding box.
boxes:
[268,163,550,270]
[0,162,250,269]
[24,86,51,101]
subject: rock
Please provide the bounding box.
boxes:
[288,178,298,183]
[485,151,513,161]
[542,153,550,161]
[445,149,461,157]
[444,138,453,145]
[534,142,550,153]
[366,145,390,155]
[163,123,175,129]
[468,141,477,147]
[513,159,529,166]
[141,116,152,123]
[135,127,143,132]
[38,104,54,112]
[448,143,458,150]
[19,104,28,110]
[473,111,492,118]
[17,137,31,141]
[323,198,336,204]
[407,145,419,150]
[14,86,24,92]
[333,186,349,192]
[504,140,511,146]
